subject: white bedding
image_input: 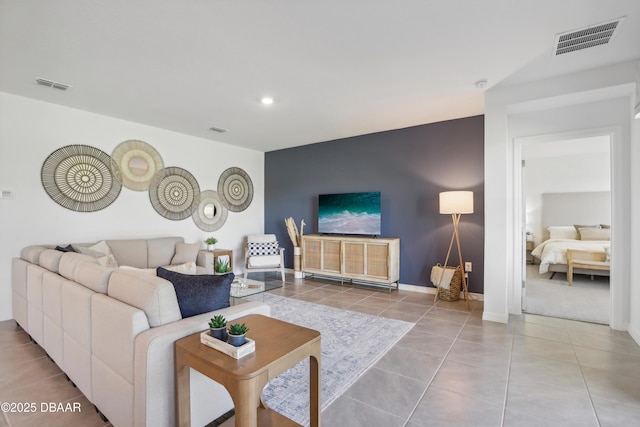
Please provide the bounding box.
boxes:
[531,239,610,274]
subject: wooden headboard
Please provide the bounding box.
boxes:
[541,191,611,240]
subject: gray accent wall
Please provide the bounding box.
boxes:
[265,115,485,293]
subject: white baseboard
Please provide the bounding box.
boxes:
[482,311,509,324]
[628,324,640,347]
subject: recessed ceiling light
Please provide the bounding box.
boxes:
[261,97,274,105]
[474,79,488,89]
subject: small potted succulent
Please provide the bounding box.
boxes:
[227,323,249,347]
[215,257,232,274]
[204,237,218,251]
[208,315,227,341]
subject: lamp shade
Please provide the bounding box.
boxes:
[439,191,473,214]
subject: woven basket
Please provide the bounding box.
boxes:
[437,266,462,301]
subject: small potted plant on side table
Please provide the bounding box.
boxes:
[227,323,249,347]
[204,237,218,251]
[208,315,227,341]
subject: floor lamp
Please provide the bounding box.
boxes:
[436,191,473,306]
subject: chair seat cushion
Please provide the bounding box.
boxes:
[156,268,233,318]
[248,255,281,268]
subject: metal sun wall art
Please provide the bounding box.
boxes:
[41,140,254,231]
[149,166,201,221]
[192,190,228,231]
[41,144,122,212]
[218,167,253,212]
[111,139,164,191]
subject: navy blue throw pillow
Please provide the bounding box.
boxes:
[55,244,76,253]
[156,268,233,318]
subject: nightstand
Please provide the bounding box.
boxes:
[526,241,534,264]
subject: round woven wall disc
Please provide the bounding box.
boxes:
[218,167,253,212]
[111,140,164,191]
[149,166,200,220]
[41,144,122,212]
[192,190,228,231]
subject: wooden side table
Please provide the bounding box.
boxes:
[197,249,233,274]
[175,314,321,427]
[526,241,535,264]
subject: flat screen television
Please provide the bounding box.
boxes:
[318,192,381,236]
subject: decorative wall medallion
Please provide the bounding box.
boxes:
[218,167,253,212]
[192,190,228,231]
[111,140,164,191]
[41,144,122,212]
[149,167,200,220]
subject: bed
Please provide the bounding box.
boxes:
[531,225,611,278]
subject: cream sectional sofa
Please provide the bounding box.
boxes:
[11,237,270,427]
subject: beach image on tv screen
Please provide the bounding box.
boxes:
[318,192,381,235]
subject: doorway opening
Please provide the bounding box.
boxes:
[520,135,611,324]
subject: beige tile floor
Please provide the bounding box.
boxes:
[2,273,640,426]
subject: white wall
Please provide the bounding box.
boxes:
[483,60,638,337]
[524,143,610,245]
[0,92,265,321]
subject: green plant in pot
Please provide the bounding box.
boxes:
[204,237,218,251]
[208,315,227,341]
[215,257,232,274]
[227,323,249,347]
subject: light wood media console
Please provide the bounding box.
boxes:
[301,234,400,292]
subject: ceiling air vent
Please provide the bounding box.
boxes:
[553,17,625,56]
[36,77,71,91]
[209,126,228,133]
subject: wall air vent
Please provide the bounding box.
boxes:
[553,17,625,56]
[36,77,71,91]
[209,126,228,133]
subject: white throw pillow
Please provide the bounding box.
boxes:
[75,241,118,267]
[120,261,197,275]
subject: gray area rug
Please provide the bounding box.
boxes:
[252,293,414,426]
[524,264,609,324]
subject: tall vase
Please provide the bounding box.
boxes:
[294,247,303,278]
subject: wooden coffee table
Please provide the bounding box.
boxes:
[175,314,321,427]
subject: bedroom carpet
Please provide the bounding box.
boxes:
[524,264,609,324]
[247,293,414,426]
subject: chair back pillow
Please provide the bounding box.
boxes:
[248,241,279,256]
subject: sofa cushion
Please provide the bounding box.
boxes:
[171,243,200,265]
[147,237,184,267]
[20,245,48,264]
[248,255,282,268]
[39,249,65,273]
[75,262,115,294]
[107,269,182,327]
[75,241,118,268]
[59,252,99,281]
[156,268,233,318]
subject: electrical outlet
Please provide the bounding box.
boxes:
[465,262,472,272]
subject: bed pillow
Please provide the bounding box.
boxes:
[547,226,579,240]
[573,224,600,239]
[578,227,610,241]
[157,267,233,318]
